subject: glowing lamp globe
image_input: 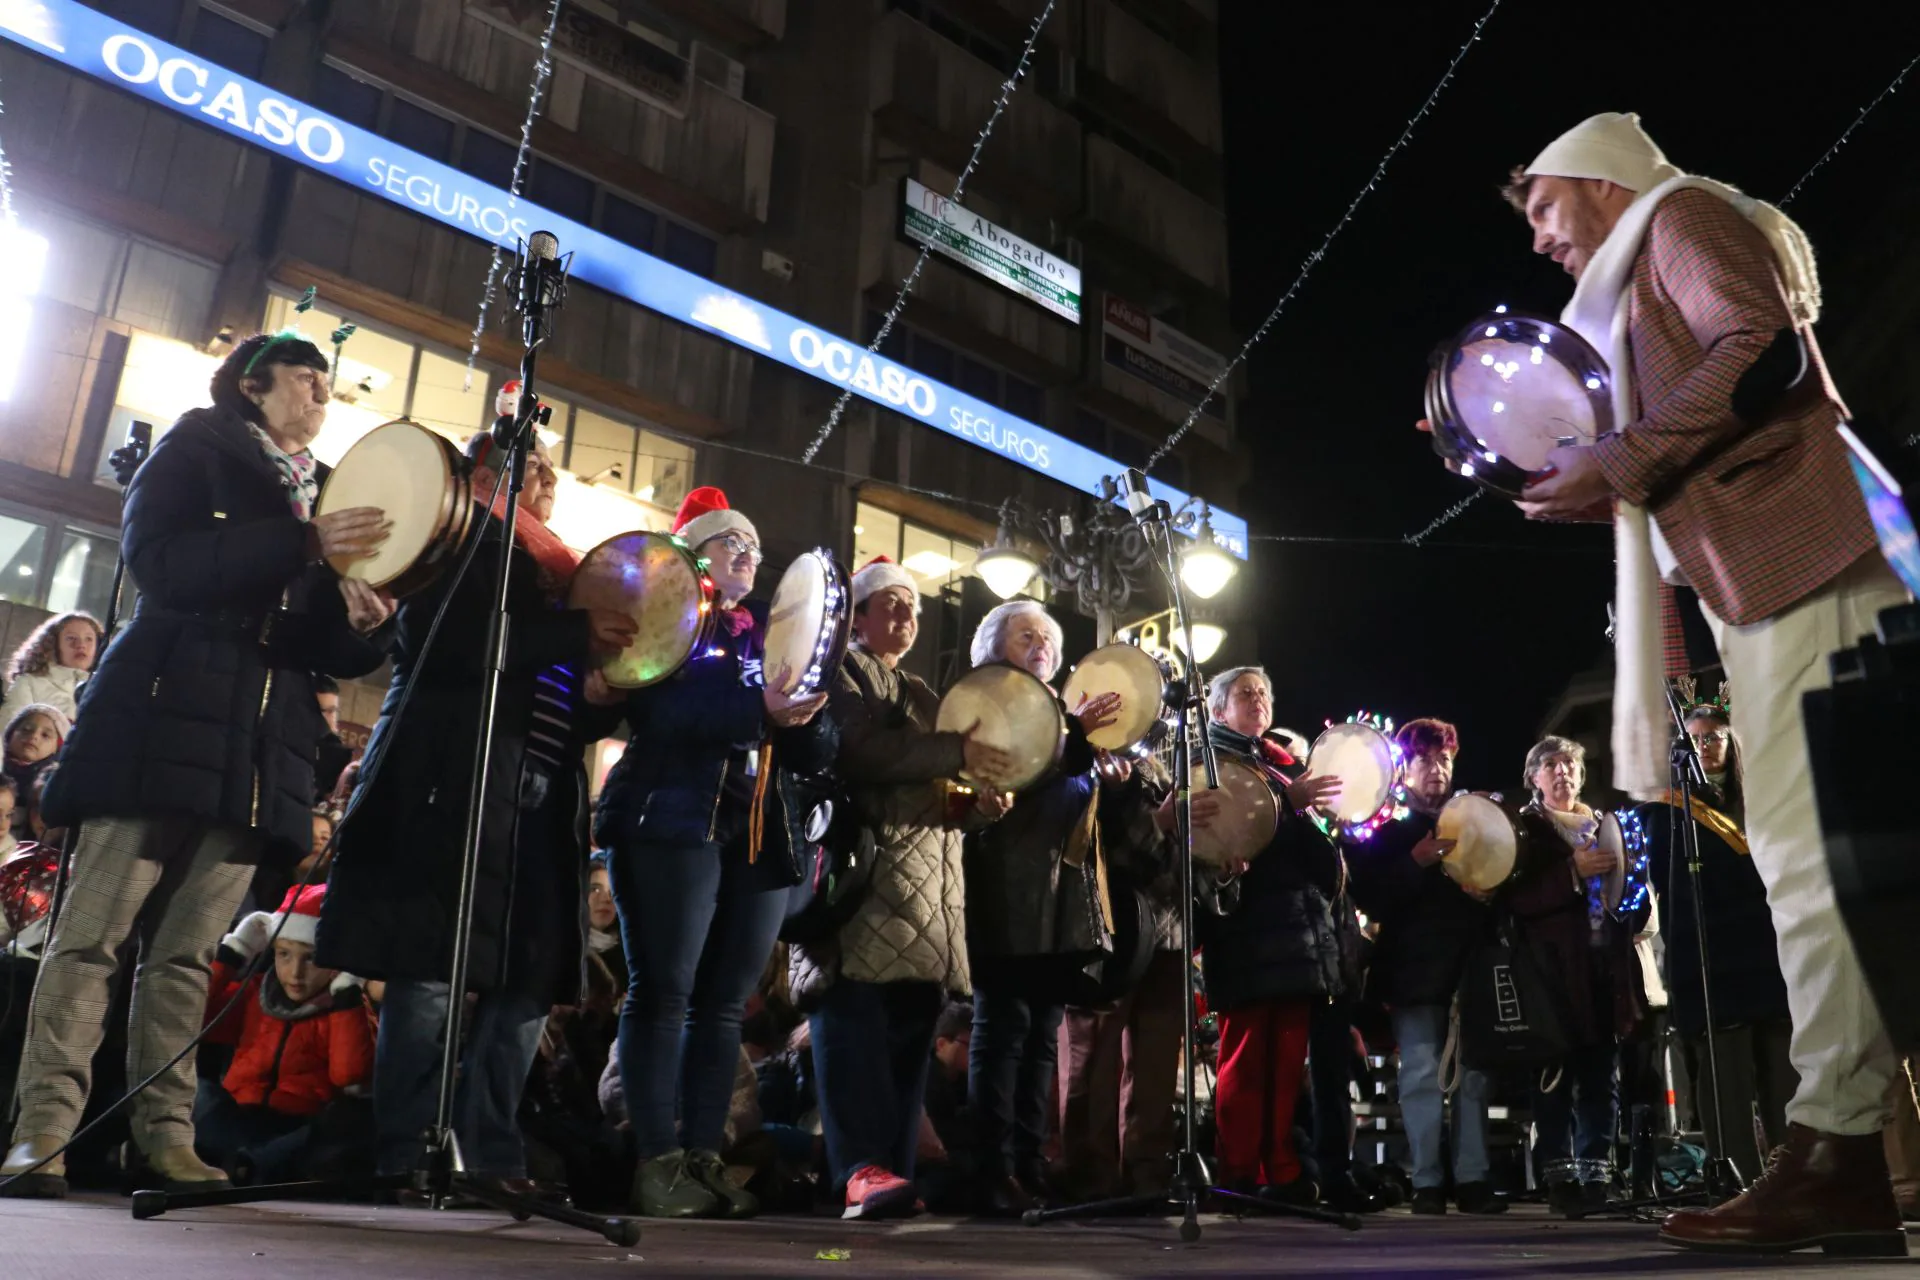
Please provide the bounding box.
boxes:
[1176,623,1226,664]
[974,545,1039,600]
[1180,540,1236,599]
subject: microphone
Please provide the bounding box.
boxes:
[515,230,568,347]
[1121,467,1159,522]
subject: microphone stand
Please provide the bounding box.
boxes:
[1026,484,1359,1240]
[130,241,638,1246]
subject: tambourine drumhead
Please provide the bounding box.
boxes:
[1062,643,1169,752]
[1596,811,1632,910]
[763,550,850,697]
[316,420,469,594]
[1436,794,1526,892]
[1188,756,1279,868]
[935,665,1065,792]
[1425,312,1614,499]
[1308,722,1399,825]
[568,531,712,689]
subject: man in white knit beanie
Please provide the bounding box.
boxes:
[1488,112,1909,1256]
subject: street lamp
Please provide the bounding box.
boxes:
[974,517,1042,600]
[1179,507,1237,600]
[975,481,1153,643]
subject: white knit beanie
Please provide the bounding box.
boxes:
[851,556,918,610]
[1525,111,1679,193]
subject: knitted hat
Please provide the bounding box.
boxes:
[851,555,918,610]
[1525,111,1680,194]
[5,702,70,748]
[672,485,757,551]
[269,883,327,949]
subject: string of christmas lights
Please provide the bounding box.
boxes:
[798,0,1059,466]
[1403,488,1483,546]
[1403,44,1920,543]
[464,0,564,386]
[1141,0,1505,474]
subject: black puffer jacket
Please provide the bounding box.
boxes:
[1345,809,1491,1008]
[596,599,837,889]
[44,407,385,857]
[1196,724,1343,1012]
[317,516,612,1003]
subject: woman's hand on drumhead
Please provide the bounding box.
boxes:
[1573,843,1617,879]
[973,787,1014,821]
[958,721,1016,788]
[1155,788,1219,836]
[1410,833,1455,867]
[764,673,827,727]
[1070,691,1124,735]
[1284,773,1341,813]
[337,577,393,633]
[310,506,391,560]
[586,609,638,657]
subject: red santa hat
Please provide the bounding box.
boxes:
[851,555,918,610]
[494,378,538,421]
[269,883,327,949]
[671,485,758,550]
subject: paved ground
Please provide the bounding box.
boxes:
[2,1195,1916,1278]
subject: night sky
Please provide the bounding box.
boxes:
[1217,0,1920,793]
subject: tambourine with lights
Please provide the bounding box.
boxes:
[1307,710,1409,841]
[1424,309,1615,499]
[763,549,852,699]
[567,530,718,688]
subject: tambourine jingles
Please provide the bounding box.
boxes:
[315,420,474,596]
[1424,310,1614,498]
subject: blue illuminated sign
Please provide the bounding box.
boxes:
[0,0,1246,556]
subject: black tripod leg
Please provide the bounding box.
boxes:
[131,1173,414,1220]
[452,1176,640,1246]
[1022,1191,1175,1225]
[1209,1186,1363,1230]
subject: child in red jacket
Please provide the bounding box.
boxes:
[193,884,376,1184]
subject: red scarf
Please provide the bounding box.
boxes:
[1256,737,1296,771]
[487,490,580,599]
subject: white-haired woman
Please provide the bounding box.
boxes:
[1508,736,1644,1215]
[960,600,1130,1215]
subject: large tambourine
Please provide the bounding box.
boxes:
[763,549,852,698]
[1188,755,1280,868]
[315,420,475,596]
[1308,719,1405,837]
[567,531,716,688]
[1424,310,1614,498]
[1436,793,1533,894]
[1061,642,1175,756]
[935,665,1066,793]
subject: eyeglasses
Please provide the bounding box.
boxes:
[1689,730,1730,746]
[714,533,762,565]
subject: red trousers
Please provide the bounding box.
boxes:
[1213,999,1311,1185]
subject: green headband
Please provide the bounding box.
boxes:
[240,328,309,380]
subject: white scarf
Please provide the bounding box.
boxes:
[1560,174,1821,800]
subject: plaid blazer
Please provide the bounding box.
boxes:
[1590,189,1879,676]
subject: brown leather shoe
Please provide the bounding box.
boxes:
[1659,1123,1909,1257]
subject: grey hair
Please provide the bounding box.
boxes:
[1523,735,1587,796]
[969,600,1064,679]
[1208,666,1272,719]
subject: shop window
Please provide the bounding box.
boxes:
[660,223,719,279]
[459,130,519,188]
[566,408,634,489]
[316,65,382,130]
[530,162,595,225]
[410,348,491,444]
[852,503,903,582]
[189,11,268,79]
[635,429,694,510]
[47,528,120,620]
[0,515,48,607]
[854,501,974,602]
[388,98,457,162]
[601,195,659,253]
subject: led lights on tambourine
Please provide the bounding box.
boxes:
[763,549,853,699]
[1424,307,1615,499]
[1306,710,1409,841]
[1605,806,1652,918]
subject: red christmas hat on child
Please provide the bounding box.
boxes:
[269,883,327,949]
[672,485,758,550]
[851,555,918,609]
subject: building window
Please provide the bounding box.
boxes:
[853,501,976,603]
[909,333,954,386]
[47,527,120,619]
[188,11,268,79]
[660,222,719,278]
[957,356,998,404]
[601,195,660,252]
[1004,375,1045,422]
[530,162,596,225]
[0,514,48,607]
[119,0,183,38]
[459,130,519,188]
[387,98,457,162]
[316,64,382,130]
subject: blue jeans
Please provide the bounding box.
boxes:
[1391,1004,1492,1190]
[609,838,788,1158]
[1533,1040,1619,1185]
[373,981,547,1177]
[970,982,1063,1175]
[811,978,942,1187]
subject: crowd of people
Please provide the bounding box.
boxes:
[0,106,1915,1260]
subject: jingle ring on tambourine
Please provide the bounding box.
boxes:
[1307,719,1405,836]
[763,549,852,698]
[1425,311,1614,499]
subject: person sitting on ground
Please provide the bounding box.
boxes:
[2,705,66,844]
[195,884,376,1185]
[0,612,101,727]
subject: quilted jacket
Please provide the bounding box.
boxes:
[792,646,971,1007]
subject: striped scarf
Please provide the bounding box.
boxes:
[246,424,319,522]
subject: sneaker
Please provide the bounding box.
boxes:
[1454,1181,1508,1215]
[843,1164,918,1221]
[1410,1186,1448,1215]
[631,1150,723,1219]
[685,1149,758,1219]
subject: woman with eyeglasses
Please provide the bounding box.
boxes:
[590,487,835,1220]
[1635,693,1795,1180]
